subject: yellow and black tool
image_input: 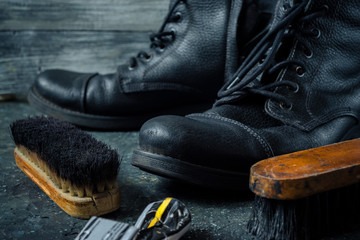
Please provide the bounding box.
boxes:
[75,197,191,240]
[135,197,191,240]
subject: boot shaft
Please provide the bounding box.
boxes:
[120,0,233,96]
[124,0,276,98]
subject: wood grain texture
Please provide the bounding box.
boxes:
[250,139,360,200]
[0,0,171,94]
[0,0,169,31]
[0,31,150,94]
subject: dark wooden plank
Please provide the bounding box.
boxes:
[0,0,169,31]
[0,31,151,94]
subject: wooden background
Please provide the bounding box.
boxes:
[0,0,169,95]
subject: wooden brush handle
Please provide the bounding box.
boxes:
[250,139,360,200]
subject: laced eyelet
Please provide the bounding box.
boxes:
[281,4,291,12]
[312,28,321,38]
[322,5,329,13]
[145,54,152,62]
[280,102,293,111]
[303,47,313,58]
[259,58,266,65]
[174,12,182,22]
[292,83,300,93]
[296,66,305,77]
[158,44,166,52]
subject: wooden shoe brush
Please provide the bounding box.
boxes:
[247,139,360,239]
[10,116,121,219]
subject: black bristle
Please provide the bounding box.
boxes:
[10,116,120,187]
[247,182,360,240]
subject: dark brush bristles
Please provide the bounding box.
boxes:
[247,182,360,240]
[10,116,120,196]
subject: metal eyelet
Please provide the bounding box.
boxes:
[292,83,300,93]
[158,45,166,52]
[259,58,266,65]
[281,5,289,12]
[322,5,329,13]
[145,54,152,62]
[312,28,321,39]
[280,102,293,111]
[174,12,182,22]
[296,66,305,77]
[303,48,313,58]
[169,29,176,42]
[279,102,293,111]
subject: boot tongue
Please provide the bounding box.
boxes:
[282,0,312,12]
[287,0,312,11]
[270,0,308,28]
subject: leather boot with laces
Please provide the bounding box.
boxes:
[28,0,274,130]
[132,0,360,188]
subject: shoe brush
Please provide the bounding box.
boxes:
[10,116,121,219]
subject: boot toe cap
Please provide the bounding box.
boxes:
[138,114,272,171]
[32,69,96,112]
[139,115,196,158]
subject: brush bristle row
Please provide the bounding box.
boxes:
[10,116,120,197]
[18,145,118,197]
[248,183,360,240]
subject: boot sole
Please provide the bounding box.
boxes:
[131,150,249,189]
[27,87,211,130]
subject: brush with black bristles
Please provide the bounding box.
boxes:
[10,116,121,219]
[247,138,360,240]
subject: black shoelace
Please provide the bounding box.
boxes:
[216,0,327,109]
[128,0,184,69]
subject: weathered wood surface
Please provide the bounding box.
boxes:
[0,0,169,31]
[0,0,170,95]
[0,31,150,94]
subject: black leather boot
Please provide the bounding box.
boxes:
[132,0,360,188]
[28,0,273,130]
